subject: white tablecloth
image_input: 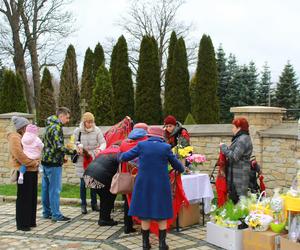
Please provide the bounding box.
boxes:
[181,173,214,214]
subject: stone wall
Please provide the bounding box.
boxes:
[0,107,299,195]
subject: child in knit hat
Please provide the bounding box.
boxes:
[18,124,44,184]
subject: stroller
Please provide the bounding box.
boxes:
[249,156,266,195]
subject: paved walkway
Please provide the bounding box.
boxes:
[0,202,223,250]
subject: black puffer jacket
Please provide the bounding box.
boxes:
[83,152,119,188]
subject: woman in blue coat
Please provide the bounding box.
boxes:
[120,126,184,250]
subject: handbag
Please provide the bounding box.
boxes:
[72,132,81,164]
[110,163,135,194]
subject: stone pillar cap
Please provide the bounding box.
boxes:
[0,112,34,119]
[230,106,286,114]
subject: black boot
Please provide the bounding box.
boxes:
[159,230,169,250]
[91,204,100,212]
[81,205,87,214]
[142,229,151,250]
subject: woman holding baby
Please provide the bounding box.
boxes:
[73,112,106,214]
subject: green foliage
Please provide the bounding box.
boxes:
[91,65,114,125]
[93,43,105,76]
[0,70,27,113]
[164,36,190,123]
[247,61,258,105]
[184,113,196,125]
[216,44,229,123]
[58,45,81,125]
[135,36,162,124]
[275,62,299,109]
[223,54,238,122]
[80,48,94,110]
[257,62,271,106]
[110,35,134,122]
[37,68,56,126]
[164,31,177,116]
[192,34,219,124]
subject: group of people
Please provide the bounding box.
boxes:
[7,106,253,250]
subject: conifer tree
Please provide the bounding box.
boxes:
[0,70,27,113]
[110,35,134,122]
[91,65,114,125]
[246,61,258,105]
[257,62,271,106]
[58,45,80,125]
[164,37,190,123]
[93,43,105,78]
[216,44,229,123]
[223,54,238,122]
[37,68,56,126]
[135,36,162,124]
[192,34,219,124]
[164,31,177,116]
[184,113,196,125]
[80,48,94,110]
[275,62,299,109]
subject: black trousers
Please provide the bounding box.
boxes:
[96,185,116,221]
[123,195,133,229]
[16,171,38,229]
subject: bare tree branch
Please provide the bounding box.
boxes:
[117,0,195,85]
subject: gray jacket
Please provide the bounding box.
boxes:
[223,133,253,197]
[73,123,106,178]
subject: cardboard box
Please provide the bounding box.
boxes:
[280,234,300,250]
[243,229,282,250]
[206,222,244,250]
[173,203,200,228]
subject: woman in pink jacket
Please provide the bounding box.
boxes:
[18,124,44,184]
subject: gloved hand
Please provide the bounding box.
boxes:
[220,143,228,153]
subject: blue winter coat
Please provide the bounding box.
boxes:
[120,136,184,220]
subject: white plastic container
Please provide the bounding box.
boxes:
[206,222,244,250]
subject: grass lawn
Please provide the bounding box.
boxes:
[0,183,122,200]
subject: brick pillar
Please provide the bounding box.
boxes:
[230,106,286,162]
[0,112,34,184]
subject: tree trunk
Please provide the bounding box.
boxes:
[5,1,33,112]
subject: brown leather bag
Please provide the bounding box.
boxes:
[110,164,135,194]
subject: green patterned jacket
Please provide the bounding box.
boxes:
[41,115,74,167]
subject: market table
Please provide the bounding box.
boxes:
[176,173,214,230]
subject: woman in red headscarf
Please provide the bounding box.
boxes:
[163,115,190,148]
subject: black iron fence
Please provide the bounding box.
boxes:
[284,109,300,120]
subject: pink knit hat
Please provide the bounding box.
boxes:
[147,126,164,139]
[133,122,148,131]
[25,124,39,135]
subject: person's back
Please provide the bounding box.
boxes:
[120,126,184,249]
[83,145,120,226]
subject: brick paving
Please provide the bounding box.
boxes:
[0,202,223,249]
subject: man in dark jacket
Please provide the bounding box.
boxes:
[41,107,76,222]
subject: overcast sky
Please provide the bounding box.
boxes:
[67,0,300,82]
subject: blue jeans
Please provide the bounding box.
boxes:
[80,178,97,206]
[41,165,63,220]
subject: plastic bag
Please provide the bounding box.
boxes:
[270,188,284,213]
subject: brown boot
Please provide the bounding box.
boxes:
[159,230,169,250]
[142,229,151,249]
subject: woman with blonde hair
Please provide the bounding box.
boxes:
[73,112,106,214]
